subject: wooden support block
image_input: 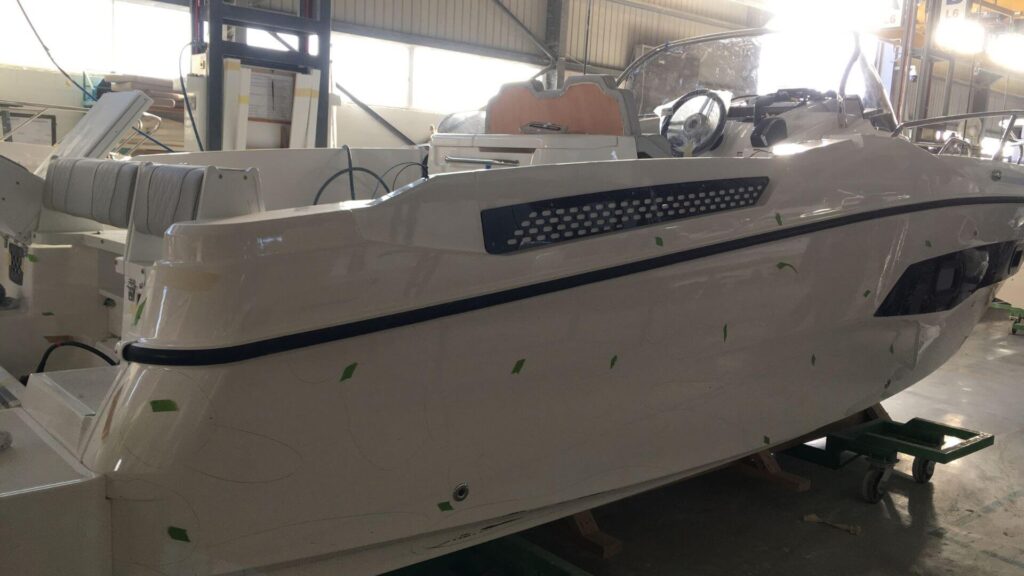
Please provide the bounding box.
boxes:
[867,402,891,422]
[566,510,623,560]
[737,450,811,492]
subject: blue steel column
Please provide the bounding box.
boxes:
[206,0,225,151]
[315,0,332,147]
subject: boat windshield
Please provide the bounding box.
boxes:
[618,29,895,123]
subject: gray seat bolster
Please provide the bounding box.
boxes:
[133,165,205,236]
[92,161,139,228]
[43,158,140,228]
[43,159,73,213]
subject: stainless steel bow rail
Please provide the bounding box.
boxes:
[892,110,1024,161]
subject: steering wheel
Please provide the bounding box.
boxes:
[660,89,727,157]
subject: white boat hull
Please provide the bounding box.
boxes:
[71,136,1024,574]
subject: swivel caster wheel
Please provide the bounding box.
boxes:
[860,465,891,504]
[912,457,935,484]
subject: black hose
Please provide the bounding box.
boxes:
[391,161,427,190]
[372,160,426,198]
[179,42,204,151]
[342,145,356,200]
[15,0,174,153]
[313,167,390,205]
[22,341,118,385]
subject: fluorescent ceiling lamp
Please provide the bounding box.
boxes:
[987,33,1024,71]
[934,18,986,55]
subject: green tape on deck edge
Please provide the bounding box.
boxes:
[763,435,771,445]
[609,355,618,369]
[863,289,872,298]
[511,359,526,375]
[774,213,783,226]
[811,354,816,366]
[776,262,797,273]
[723,323,728,342]
[133,299,146,327]
[150,399,178,413]
[167,526,190,542]
[437,501,454,512]
[25,254,38,263]
[655,236,664,247]
[339,362,358,382]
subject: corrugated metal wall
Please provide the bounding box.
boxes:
[326,0,761,69]
[564,0,760,70]
[332,0,548,57]
[241,0,765,69]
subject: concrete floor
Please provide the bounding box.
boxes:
[523,309,1024,576]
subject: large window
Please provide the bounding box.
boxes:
[3,2,541,113]
[112,1,192,78]
[411,45,542,112]
[333,34,413,109]
[1,0,190,79]
[332,33,541,113]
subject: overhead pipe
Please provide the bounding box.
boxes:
[583,0,593,74]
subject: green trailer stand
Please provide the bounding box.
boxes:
[786,417,994,503]
[990,300,1024,334]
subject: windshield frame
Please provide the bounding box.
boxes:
[615,28,776,87]
[615,27,896,129]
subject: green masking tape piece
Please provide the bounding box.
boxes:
[167,526,190,542]
[863,289,872,298]
[763,435,771,445]
[437,501,454,512]
[339,362,358,382]
[811,354,817,366]
[775,213,783,226]
[150,399,178,413]
[776,262,797,273]
[41,312,54,317]
[655,236,664,247]
[133,299,146,327]
[925,240,933,248]
[885,378,892,389]
[889,343,895,355]
[511,358,526,375]
[609,355,618,369]
[25,254,38,263]
[723,323,728,342]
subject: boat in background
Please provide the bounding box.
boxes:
[2,28,1024,575]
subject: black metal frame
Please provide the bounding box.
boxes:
[191,0,332,150]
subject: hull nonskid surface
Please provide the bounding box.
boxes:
[83,196,1021,573]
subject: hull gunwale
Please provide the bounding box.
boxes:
[124,195,1024,367]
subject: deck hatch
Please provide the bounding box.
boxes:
[480,176,770,254]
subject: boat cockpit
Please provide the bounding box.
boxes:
[431,29,898,174]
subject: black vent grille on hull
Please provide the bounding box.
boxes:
[480,177,770,254]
